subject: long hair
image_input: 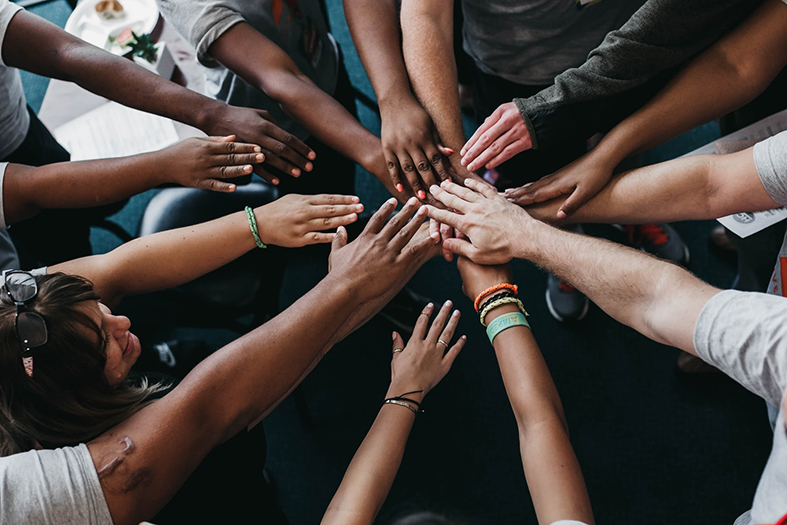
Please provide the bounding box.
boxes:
[0,272,162,456]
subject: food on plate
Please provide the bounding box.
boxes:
[95,0,125,20]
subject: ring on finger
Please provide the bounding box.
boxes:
[393,348,404,353]
[437,339,449,348]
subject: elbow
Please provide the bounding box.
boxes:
[258,70,309,107]
[512,397,569,438]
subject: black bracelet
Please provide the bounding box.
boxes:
[478,291,517,320]
[384,390,424,414]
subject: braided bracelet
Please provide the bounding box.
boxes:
[479,296,528,327]
[477,291,517,320]
[244,206,267,249]
[474,283,518,312]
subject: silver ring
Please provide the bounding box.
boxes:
[437,339,449,348]
[393,348,404,353]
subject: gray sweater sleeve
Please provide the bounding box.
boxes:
[514,0,755,150]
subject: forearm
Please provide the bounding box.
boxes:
[515,222,718,352]
[488,306,593,524]
[322,398,418,525]
[400,2,474,179]
[4,12,222,132]
[591,0,787,168]
[3,152,168,225]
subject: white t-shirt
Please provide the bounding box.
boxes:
[693,130,787,524]
[0,0,30,159]
[0,443,112,524]
[0,162,19,270]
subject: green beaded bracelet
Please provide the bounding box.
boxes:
[245,206,267,249]
[486,312,530,345]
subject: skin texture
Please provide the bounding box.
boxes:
[321,301,465,525]
[458,259,594,525]
[208,22,409,201]
[1,10,315,185]
[461,101,532,172]
[2,136,264,226]
[43,198,440,525]
[507,0,787,218]
[510,146,779,226]
[343,0,455,201]
[425,178,720,353]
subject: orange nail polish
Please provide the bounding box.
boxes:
[418,190,426,200]
[444,147,455,154]
[396,183,403,192]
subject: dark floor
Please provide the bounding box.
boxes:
[23,1,774,524]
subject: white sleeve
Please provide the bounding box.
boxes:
[694,289,787,407]
[0,0,23,67]
[0,162,8,229]
[754,130,787,207]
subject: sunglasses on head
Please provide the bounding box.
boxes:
[2,270,47,377]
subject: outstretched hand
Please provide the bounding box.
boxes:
[205,106,316,185]
[460,102,531,172]
[329,197,441,299]
[425,179,534,265]
[389,300,465,399]
[166,136,267,192]
[256,194,364,247]
[381,97,455,202]
[504,150,616,218]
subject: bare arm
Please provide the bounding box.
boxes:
[344,0,454,200]
[50,194,364,307]
[88,200,436,525]
[322,301,464,525]
[427,180,720,354]
[208,23,404,199]
[400,0,479,183]
[515,147,780,225]
[515,0,787,217]
[1,10,315,182]
[459,260,593,524]
[2,137,264,225]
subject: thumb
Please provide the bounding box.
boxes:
[331,226,348,252]
[443,238,477,260]
[392,331,405,353]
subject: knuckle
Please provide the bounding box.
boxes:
[402,163,415,173]
[219,165,229,178]
[417,162,430,172]
[275,142,287,155]
[430,153,442,165]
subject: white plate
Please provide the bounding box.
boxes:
[64,0,159,51]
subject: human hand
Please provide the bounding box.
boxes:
[456,257,513,302]
[460,102,531,172]
[503,150,616,218]
[165,136,266,192]
[328,197,440,299]
[205,105,316,185]
[388,300,465,400]
[425,178,536,265]
[255,194,364,247]
[380,96,455,202]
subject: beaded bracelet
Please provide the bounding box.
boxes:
[244,206,267,249]
[477,291,517,320]
[474,283,518,312]
[486,312,530,345]
[479,297,528,327]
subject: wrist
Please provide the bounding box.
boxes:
[386,384,426,404]
[197,100,229,135]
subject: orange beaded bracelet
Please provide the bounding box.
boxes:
[474,283,518,312]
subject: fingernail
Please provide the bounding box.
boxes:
[352,196,360,202]
[355,204,364,211]
[292,168,301,176]
[228,184,236,191]
[431,232,440,241]
[272,178,279,185]
[396,183,404,193]
[305,162,313,171]
[407,196,417,206]
[444,147,455,154]
[461,335,467,340]
[557,210,567,219]
[460,158,467,166]
[254,146,262,152]
[418,190,426,200]
[440,180,449,187]
[453,310,460,317]
[256,154,265,162]
[387,197,397,205]
[426,302,434,308]
[392,331,396,341]
[308,152,317,160]
[444,299,452,307]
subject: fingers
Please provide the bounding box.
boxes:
[214,152,266,167]
[429,217,440,240]
[461,113,497,158]
[386,155,405,193]
[503,176,561,205]
[466,128,521,172]
[399,152,428,201]
[390,205,428,252]
[443,335,467,368]
[438,179,482,203]
[437,308,461,350]
[426,300,453,344]
[556,188,589,219]
[253,165,280,186]
[391,331,405,359]
[263,122,316,163]
[313,213,358,230]
[411,149,441,190]
[253,119,316,172]
[462,119,509,171]
[331,225,348,252]
[482,137,527,171]
[440,222,453,262]
[381,197,419,241]
[412,302,434,340]
[303,232,336,245]
[462,178,499,200]
[208,137,264,156]
[424,205,463,231]
[309,201,364,220]
[210,164,254,180]
[365,197,398,235]
[199,178,237,193]
[442,237,480,261]
[428,184,472,213]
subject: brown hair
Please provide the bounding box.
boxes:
[0,272,162,456]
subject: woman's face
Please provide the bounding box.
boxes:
[81,301,142,386]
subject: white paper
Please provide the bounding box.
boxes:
[53,102,180,161]
[683,109,787,238]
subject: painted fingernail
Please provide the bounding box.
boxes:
[418,190,426,200]
[444,147,455,154]
[396,183,404,192]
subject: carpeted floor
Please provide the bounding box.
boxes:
[21,1,773,524]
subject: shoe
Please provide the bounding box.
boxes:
[136,339,211,379]
[546,273,589,322]
[379,286,435,335]
[623,223,690,266]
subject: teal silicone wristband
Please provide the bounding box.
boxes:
[245,206,267,249]
[486,312,530,345]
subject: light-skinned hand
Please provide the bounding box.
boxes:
[425,178,535,265]
[388,300,465,401]
[206,106,316,185]
[460,102,531,172]
[255,194,363,247]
